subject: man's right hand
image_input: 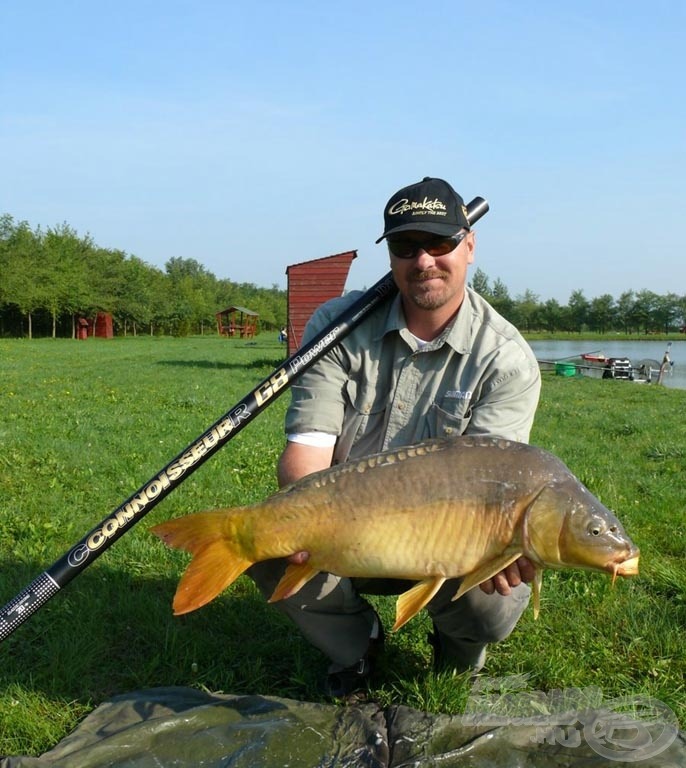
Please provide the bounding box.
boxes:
[287,551,310,565]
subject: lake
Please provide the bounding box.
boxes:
[528,339,686,390]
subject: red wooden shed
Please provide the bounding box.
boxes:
[94,312,113,339]
[285,250,357,355]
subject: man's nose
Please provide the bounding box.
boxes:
[414,248,437,269]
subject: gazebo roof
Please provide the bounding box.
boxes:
[216,306,258,317]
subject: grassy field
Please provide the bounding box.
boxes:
[0,335,684,757]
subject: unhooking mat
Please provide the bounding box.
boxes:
[1,686,684,767]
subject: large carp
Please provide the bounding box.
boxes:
[152,436,639,630]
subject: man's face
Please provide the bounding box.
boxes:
[388,230,475,312]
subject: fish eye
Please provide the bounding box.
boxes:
[588,520,606,537]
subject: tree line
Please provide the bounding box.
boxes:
[1,213,684,339]
[0,214,287,338]
[470,268,685,335]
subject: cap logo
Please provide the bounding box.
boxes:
[388,196,448,217]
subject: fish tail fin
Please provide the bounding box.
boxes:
[151,511,253,615]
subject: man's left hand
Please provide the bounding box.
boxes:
[479,557,536,596]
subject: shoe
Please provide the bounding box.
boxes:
[427,623,486,674]
[326,615,384,700]
[427,623,446,671]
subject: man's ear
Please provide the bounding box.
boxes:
[465,231,476,265]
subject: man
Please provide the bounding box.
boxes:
[250,177,541,697]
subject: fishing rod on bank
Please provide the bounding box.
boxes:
[0,196,490,643]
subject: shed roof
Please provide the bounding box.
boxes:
[286,251,357,274]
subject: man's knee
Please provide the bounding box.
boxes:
[429,582,531,643]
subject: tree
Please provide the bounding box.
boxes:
[653,293,681,334]
[470,267,490,297]
[567,290,590,333]
[489,278,515,321]
[1,219,44,338]
[540,298,564,333]
[633,290,658,334]
[164,257,215,336]
[616,291,636,334]
[514,290,540,333]
[114,256,161,335]
[42,224,95,338]
[588,294,616,334]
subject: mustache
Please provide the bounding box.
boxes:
[408,269,449,281]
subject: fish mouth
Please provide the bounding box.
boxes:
[610,550,640,583]
[614,553,640,576]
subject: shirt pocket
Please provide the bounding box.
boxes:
[429,397,472,438]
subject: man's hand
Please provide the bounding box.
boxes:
[287,551,310,565]
[479,557,536,596]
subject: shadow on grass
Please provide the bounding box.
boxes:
[156,357,286,371]
[0,558,324,708]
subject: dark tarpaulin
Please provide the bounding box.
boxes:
[2,687,684,768]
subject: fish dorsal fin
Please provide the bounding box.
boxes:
[451,550,523,602]
[394,577,446,631]
[269,562,320,603]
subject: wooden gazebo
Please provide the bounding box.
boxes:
[215,306,259,339]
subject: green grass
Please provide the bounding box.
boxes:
[1,337,684,757]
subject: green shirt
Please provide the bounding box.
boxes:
[285,286,541,464]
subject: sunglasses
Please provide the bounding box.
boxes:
[386,231,468,259]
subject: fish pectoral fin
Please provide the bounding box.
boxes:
[532,566,543,620]
[393,577,446,631]
[452,551,524,602]
[269,562,320,603]
[172,542,252,616]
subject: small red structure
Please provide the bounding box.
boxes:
[94,312,113,339]
[216,306,259,339]
[77,317,90,340]
[285,250,357,355]
[75,313,113,339]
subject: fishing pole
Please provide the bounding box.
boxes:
[0,196,490,642]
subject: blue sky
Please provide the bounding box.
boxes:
[1,1,684,302]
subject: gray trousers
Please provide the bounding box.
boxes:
[249,560,530,673]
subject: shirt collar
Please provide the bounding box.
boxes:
[380,289,474,354]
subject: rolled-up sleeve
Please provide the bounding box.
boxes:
[284,295,358,437]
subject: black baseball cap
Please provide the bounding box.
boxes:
[376,177,470,243]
